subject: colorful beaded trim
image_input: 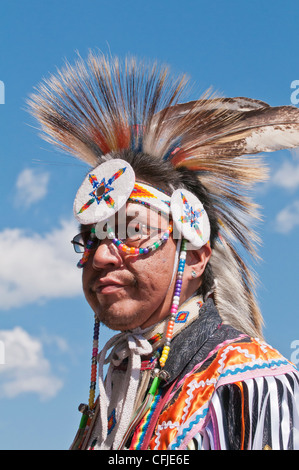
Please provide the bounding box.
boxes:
[77,222,173,267]
[107,222,173,256]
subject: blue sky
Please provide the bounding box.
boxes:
[1,0,299,450]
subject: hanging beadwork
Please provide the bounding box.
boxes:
[89,316,100,409]
[77,226,97,268]
[70,315,100,450]
[159,239,187,368]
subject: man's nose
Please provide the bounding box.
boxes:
[91,238,123,270]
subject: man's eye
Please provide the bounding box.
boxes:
[106,222,163,245]
[120,222,146,241]
[126,222,162,242]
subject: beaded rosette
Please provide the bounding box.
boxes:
[74,158,210,253]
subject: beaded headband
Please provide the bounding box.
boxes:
[74,159,210,263]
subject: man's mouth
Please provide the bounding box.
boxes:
[92,278,131,295]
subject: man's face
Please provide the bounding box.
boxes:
[81,203,180,331]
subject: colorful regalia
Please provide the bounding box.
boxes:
[139,298,299,450]
[28,52,299,450]
[72,295,299,450]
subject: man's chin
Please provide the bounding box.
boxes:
[95,301,144,331]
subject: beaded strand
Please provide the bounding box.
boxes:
[89,316,100,409]
[159,239,187,368]
[77,226,96,268]
[107,222,173,256]
[77,223,173,268]
[74,315,100,447]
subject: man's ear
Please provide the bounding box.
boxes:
[186,243,212,279]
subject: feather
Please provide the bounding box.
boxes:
[27,52,299,338]
[27,54,187,166]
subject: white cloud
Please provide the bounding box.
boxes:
[0,327,64,400]
[0,218,82,310]
[275,200,299,234]
[271,160,299,190]
[15,168,50,207]
[270,152,299,234]
[40,331,69,353]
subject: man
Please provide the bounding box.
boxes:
[29,53,299,450]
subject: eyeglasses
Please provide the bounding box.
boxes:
[71,232,95,254]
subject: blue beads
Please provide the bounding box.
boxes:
[178,259,186,272]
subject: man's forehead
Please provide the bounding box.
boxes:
[125,203,168,221]
[79,202,169,231]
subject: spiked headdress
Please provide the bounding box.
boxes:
[28,53,299,341]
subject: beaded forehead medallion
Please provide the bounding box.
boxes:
[74,158,210,249]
